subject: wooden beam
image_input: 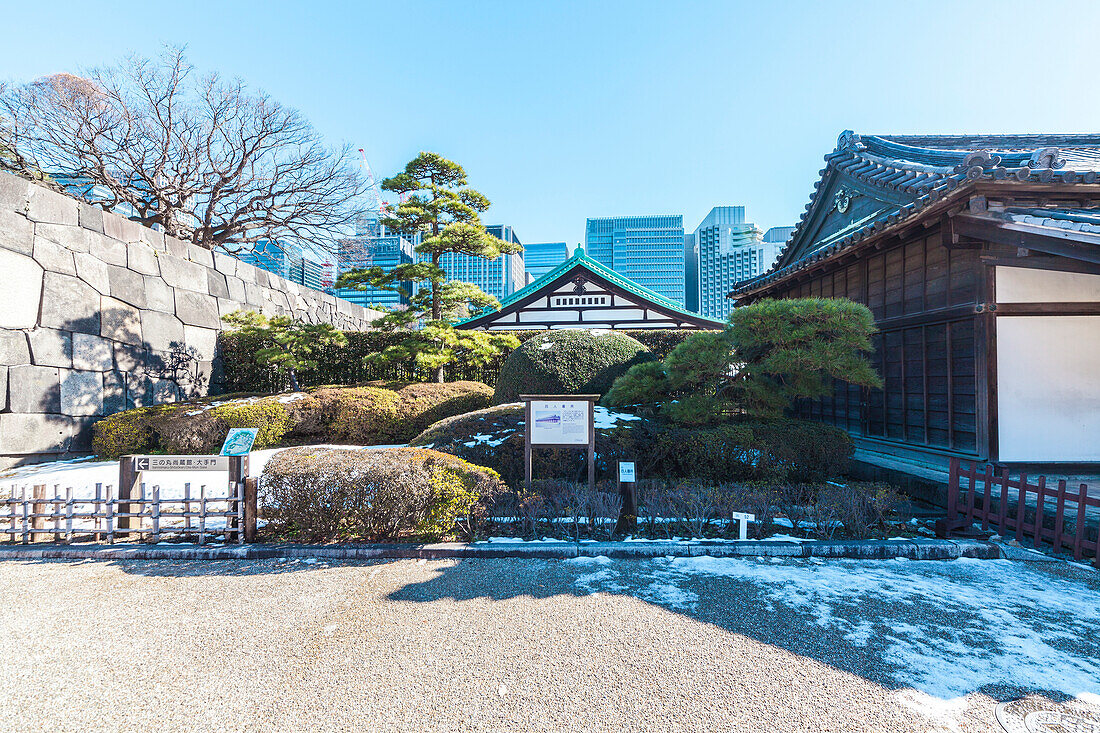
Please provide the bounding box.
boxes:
[953,213,1100,265]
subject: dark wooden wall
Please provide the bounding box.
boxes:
[772,226,986,459]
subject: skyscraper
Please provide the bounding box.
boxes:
[428,224,525,300]
[334,230,419,309]
[584,215,686,305]
[691,207,787,320]
[523,241,570,280]
[237,241,327,292]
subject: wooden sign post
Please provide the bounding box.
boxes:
[521,394,599,492]
[615,460,638,535]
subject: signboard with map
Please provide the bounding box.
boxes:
[529,399,591,445]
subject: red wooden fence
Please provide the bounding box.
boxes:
[944,458,1099,567]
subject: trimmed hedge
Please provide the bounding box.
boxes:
[219,328,717,393]
[260,446,506,541]
[91,381,493,459]
[410,404,853,487]
[493,330,655,404]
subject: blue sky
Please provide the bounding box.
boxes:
[4,0,1099,247]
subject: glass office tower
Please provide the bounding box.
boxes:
[584,215,686,305]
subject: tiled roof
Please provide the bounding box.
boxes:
[457,250,726,328]
[730,131,1100,299]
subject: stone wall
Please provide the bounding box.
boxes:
[0,172,380,466]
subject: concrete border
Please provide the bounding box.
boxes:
[0,538,1002,562]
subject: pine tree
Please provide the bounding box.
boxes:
[222,311,348,391]
[336,152,521,382]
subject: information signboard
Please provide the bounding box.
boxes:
[529,399,591,445]
[134,455,229,471]
[220,428,259,456]
[618,461,636,482]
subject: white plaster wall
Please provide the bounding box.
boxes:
[996,266,1100,303]
[997,315,1100,462]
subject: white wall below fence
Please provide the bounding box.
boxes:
[997,315,1100,462]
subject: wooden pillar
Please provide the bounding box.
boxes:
[227,455,249,541]
[586,398,595,493]
[524,400,533,492]
[31,485,47,542]
[117,456,139,536]
[243,478,259,543]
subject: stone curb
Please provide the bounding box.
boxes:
[0,538,1002,562]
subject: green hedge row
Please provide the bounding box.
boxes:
[218,328,718,393]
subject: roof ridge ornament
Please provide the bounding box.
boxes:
[952,151,1002,179]
[837,130,864,152]
[1027,147,1066,170]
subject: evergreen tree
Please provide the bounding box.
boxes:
[605,298,882,424]
[222,311,348,392]
[337,152,521,382]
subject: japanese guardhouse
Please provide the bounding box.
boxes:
[456,249,725,331]
[731,131,1100,482]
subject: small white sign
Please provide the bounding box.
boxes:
[530,400,590,445]
[618,461,636,483]
[730,511,756,541]
[135,455,229,472]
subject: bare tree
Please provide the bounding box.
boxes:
[0,47,368,253]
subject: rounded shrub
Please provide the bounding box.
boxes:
[91,381,494,459]
[260,446,506,541]
[492,329,654,404]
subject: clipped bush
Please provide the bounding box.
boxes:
[91,381,493,459]
[260,446,506,541]
[410,404,851,486]
[492,329,655,404]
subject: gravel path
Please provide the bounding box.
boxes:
[1,556,1097,732]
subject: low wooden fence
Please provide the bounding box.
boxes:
[944,458,1099,567]
[2,479,258,545]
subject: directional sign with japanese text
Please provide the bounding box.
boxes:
[134,455,229,472]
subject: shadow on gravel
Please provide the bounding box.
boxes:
[387,556,1100,714]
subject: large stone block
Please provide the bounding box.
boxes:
[183,325,218,361]
[102,371,126,415]
[175,290,221,329]
[213,251,237,275]
[78,202,103,233]
[187,244,215,269]
[0,413,72,455]
[244,282,265,306]
[0,207,34,255]
[86,231,128,266]
[73,333,114,371]
[207,269,230,299]
[33,235,77,275]
[127,241,161,275]
[165,236,188,258]
[0,329,30,363]
[112,342,147,373]
[102,212,144,243]
[106,265,148,309]
[41,272,100,334]
[141,310,185,352]
[26,186,79,225]
[28,328,72,368]
[99,296,143,346]
[69,416,98,453]
[73,251,111,293]
[0,249,44,329]
[0,366,6,411]
[0,173,30,213]
[8,364,60,413]
[138,228,164,251]
[159,255,208,292]
[144,275,175,313]
[235,260,258,284]
[60,369,103,416]
[34,222,88,252]
[152,378,179,404]
[225,276,246,302]
[126,373,152,409]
